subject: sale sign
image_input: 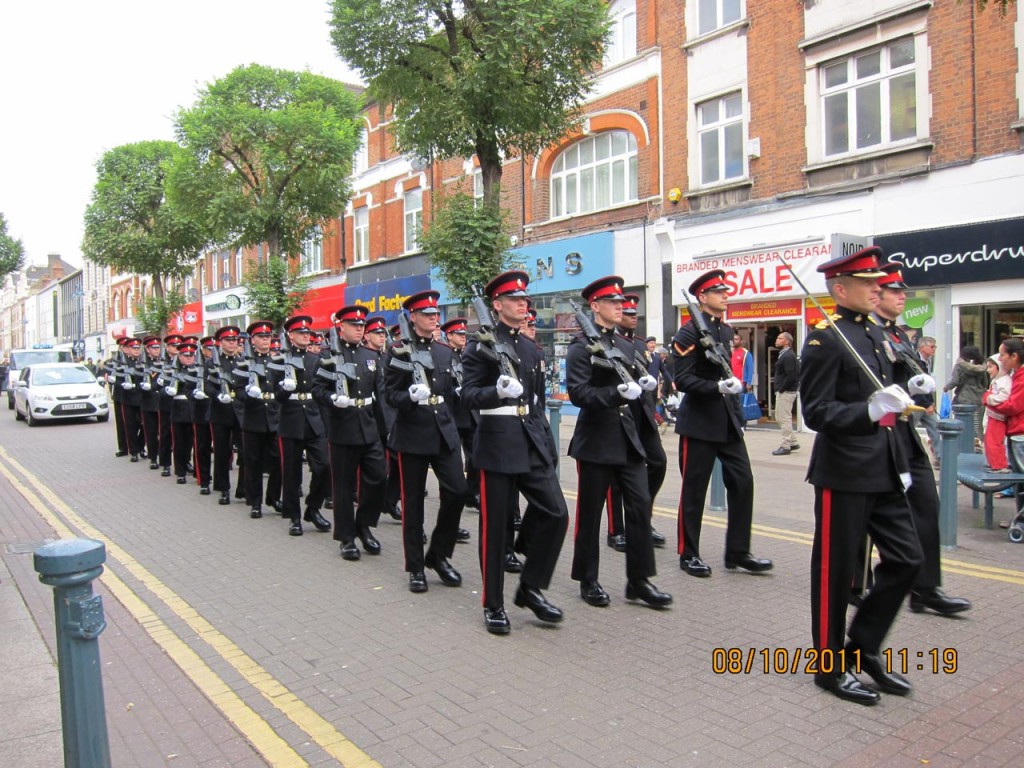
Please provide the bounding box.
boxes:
[672,242,831,302]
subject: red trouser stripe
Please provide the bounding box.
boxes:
[819,488,832,650]
[479,470,488,607]
[397,452,406,549]
[677,436,688,555]
[606,487,615,535]
[573,461,581,540]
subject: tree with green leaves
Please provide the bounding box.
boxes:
[0,212,27,284]
[134,291,186,337]
[82,141,209,299]
[242,256,312,331]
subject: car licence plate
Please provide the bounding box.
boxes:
[62,402,88,410]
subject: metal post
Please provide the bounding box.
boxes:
[938,419,963,550]
[547,399,563,479]
[952,403,976,455]
[709,459,725,512]
[33,539,112,768]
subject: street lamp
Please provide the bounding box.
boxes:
[72,288,85,360]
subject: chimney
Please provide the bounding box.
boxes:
[47,253,65,279]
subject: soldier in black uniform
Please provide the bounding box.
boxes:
[190,337,216,495]
[671,270,772,577]
[443,317,482,510]
[461,270,569,634]
[167,341,200,484]
[116,336,145,461]
[139,337,163,468]
[383,290,468,594]
[157,334,183,476]
[208,326,245,505]
[104,338,129,457]
[269,315,331,537]
[363,316,402,522]
[800,247,923,705]
[314,305,386,559]
[236,322,281,520]
[875,262,970,616]
[567,276,672,609]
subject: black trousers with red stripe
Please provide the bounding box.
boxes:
[172,421,194,479]
[479,453,567,610]
[329,441,386,543]
[606,454,667,537]
[192,421,212,488]
[211,421,243,494]
[242,430,280,509]
[811,488,921,660]
[397,448,467,573]
[571,459,655,583]
[280,433,329,523]
[121,403,143,456]
[142,410,160,461]
[676,435,754,560]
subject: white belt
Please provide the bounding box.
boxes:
[417,395,445,406]
[174,395,188,400]
[350,397,374,408]
[479,405,528,417]
[288,393,312,401]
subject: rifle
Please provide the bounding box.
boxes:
[569,300,638,388]
[388,310,434,390]
[319,325,358,398]
[470,289,520,383]
[128,349,147,383]
[235,334,261,391]
[679,287,734,381]
[208,344,231,399]
[269,330,301,388]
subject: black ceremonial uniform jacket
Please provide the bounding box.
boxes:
[313,342,384,446]
[799,307,905,493]
[269,349,325,441]
[367,343,396,441]
[207,354,243,427]
[383,334,460,456]
[461,322,554,474]
[566,326,646,465]
[671,313,744,442]
[167,362,196,424]
[233,352,280,434]
[620,331,660,434]
[449,348,477,433]
[877,318,928,463]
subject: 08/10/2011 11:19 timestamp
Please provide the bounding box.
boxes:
[711,647,958,675]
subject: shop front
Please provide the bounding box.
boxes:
[202,289,247,336]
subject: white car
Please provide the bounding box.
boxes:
[13,363,110,426]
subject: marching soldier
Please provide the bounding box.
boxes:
[800,247,922,705]
[236,322,281,520]
[157,334,183,476]
[363,316,402,522]
[167,341,200,484]
[461,270,569,634]
[118,336,146,461]
[567,276,672,609]
[383,290,468,593]
[314,305,386,559]
[190,337,216,495]
[672,270,772,577]
[442,317,482,511]
[268,315,331,537]
[208,326,245,506]
[104,338,129,457]
[139,336,163,469]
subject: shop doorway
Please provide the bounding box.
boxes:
[730,322,800,420]
[959,303,1024,357]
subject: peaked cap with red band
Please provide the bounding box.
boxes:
[484,270,530,300]
[335,305,368,324]
[364,316,387,333]
[527,308,538,323]
[878,261,908,289]
[309,332,323,344]
[269,337,282,350]
[441,317,468,334]
[403,290,441,314]
[200,336,217,348]
[817,246,887,280]
[215,325,241,341]
[622,293,640,315]
[284,315,313,332]
[163,334,184,346]
[247,321,274,336]
[689,269,730,296]
[122,337,142,348]
[388,324,401,338]
[142,336,162,348]
[178,342,198,354]
[582,275,626,303]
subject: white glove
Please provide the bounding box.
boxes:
[217,393,232,404]
[331,394,353,408]
[280,376,297,392]
[638,375,658,392]
[193,390,208,400]
[908,373,936,396]
[408,383,431,402]
[140,381,151,391]
[867,385,914,422]
[617,381,642,400]
[164,385,177,397]
[121,380,134,390]
[717,377,743,395]
[246,385,263,399]
[454,386,462,397]
[496,375,523,399]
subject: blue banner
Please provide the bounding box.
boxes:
[345,274,432,324]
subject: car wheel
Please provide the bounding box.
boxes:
[96,413,109,423]
[26,410,38,427]
[14,405,24,422]
[7,393,13,410]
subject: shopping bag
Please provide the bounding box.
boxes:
[938,391,952,420]
[740,392,762,422]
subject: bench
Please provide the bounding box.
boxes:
[954,453,1024,530]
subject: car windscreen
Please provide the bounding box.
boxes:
[31,367,96,386]
[12,351,70,368]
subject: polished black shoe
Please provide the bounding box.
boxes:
[130,454,140,463]
[858,650,913,696]
[456,528,471,542]
[580,580,610,607]
[680,555,712,577]
[606,533,627,552]
[149,461,159,470]
[250,507,262,519]
[200,485,211,496]
[625,579,673,608]
[503,552,523,573]
[514,585,563,623]
[115,450,129,458]
[288,520,303,536]
[385,503,402,521]
[269,500,285,516]
[161,468,171,477]
[814,672,880,706]
[303,509,332,532]
[219,491,230,506]
[426,555,462,586]
[772,446,792,456]
[357,526,381,555]
[724,553,774,573]
[340,541,361,561]
[176,476,187,485]
[324,498,334,510]
[909,588,971,616]
[409,572,428,593]
[650,527,666,548]
[465,494,481,511]
[484,607,511,635]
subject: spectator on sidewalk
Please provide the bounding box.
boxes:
[730,334,754,392]
[913,336,940,467]
[771,332,800,456]
[982,354,1012,472]
[945,345,988,441]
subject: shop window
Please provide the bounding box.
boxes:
[697,92,745,185]
[604,0,637,67]
[550,130,638,219]
[404,188,423,253]
[698,0,742,36]
[299,227,323,275]
[353,207,370,265]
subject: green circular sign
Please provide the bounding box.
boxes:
[225,294,241,310]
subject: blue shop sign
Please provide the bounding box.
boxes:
[432,232,614,304]
[345,274,432,324]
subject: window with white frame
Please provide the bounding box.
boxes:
[550,131,638,218]
[235,249,243,284]
[604,0,637,67]
[472,169,484,204]
[299,227,323,275]
[221,251,230,287]
[353,207,370,265]
[698,0,741,36]
[353,131,369,175]
[821,37,917,158]
[404,188,423,253]
[697,92,744,185]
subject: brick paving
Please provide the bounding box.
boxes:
[1,412,1023,767]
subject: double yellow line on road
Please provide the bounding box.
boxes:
[0,447,380,768]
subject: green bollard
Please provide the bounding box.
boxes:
[951,403,976,455]
[938,419,963,549]
[709,459,725,512]
[34,539,112,768]
[547,399,563,479]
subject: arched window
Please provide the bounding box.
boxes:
[550,130,638,218]
[605,0,637,67]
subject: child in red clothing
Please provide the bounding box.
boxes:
[983,354,1011,472]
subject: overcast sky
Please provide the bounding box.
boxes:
[0,1,359,270]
